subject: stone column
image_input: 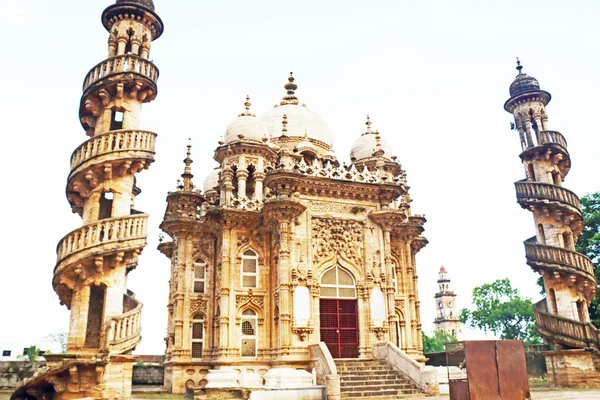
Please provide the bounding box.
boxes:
[68,284,90,351]
[254,172,265,201]
[117,34,128,55]
[221,169,234,206]
[218,232,231,354]
[236,169,248,199]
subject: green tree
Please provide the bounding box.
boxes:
[577,192,600,327]
[460,278,543,344]
[422,330,457,353]
[18,345,43,361]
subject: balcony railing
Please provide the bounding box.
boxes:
[534,299,599,349]
[524,239,595,279]
[70,129,157,172]
[106,294,143,354]
[56,214,148,265]
[515,181,581,211]
[83,54,159,92]
[538,130,567,149]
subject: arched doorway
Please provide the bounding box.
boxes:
[319,265,358,358]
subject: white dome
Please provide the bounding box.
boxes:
[350,133,393,162]
[223,115,268,144]
[260,104,333,148]
[203,168,220,193]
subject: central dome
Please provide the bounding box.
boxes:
[260,104,333,148]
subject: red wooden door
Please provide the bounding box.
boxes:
[319,299,358,358]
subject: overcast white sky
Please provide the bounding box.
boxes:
[1,0,599,354]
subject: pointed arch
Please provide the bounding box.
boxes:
[315,256,364,286]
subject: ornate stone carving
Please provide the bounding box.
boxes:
[190,299,208,316]
[236,293,264,310]
[309,201,373,215]
[395,299,405,310]
[292,325,315,341]
[312,217,364,265]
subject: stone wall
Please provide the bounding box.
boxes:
[132,365,164,386]
[0,361,45,388]
[0,361,165,388]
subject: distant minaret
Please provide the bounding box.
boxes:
[434,266,462,338]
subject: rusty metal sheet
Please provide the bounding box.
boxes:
[464,341,502,400]
[449,379,470,400]
[496,340,531,400]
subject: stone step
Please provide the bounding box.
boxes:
[341,383,418,392]
[341,378,414,387]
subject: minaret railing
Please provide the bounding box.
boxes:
[83,54,159,92]
[515,180,581,211]
[70,129,157,172]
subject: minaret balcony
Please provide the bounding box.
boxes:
[533,299,599,350]
[83,54,159,94]
[105,294,143,354]
[515,181,582,216]
[55,214,148,276]
[69,129,157,178]
[524,238,595,282]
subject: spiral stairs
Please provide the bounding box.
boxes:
[505,61,600,387]
[11,1,163,399]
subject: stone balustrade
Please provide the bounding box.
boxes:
[56,214,148,264]
[534,299,599,349]
[524,240,595,279]
[70,129,157,172]
[281,158,405,186]
[107,296,143,353]
[539,130,567,148]
[83,54,159,92]
[515,181,581,211]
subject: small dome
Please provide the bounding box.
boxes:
[509,73,540,97]
[116,0,155,11]
[224,116,268,144]
[223,96,268,144]
[203,168,220,193]
[440,266,447,273]
[261,104,333,147]
[509,59,541,97]
[350,118,393,162]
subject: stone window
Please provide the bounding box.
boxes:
[194,259,206,293]
[241,250,258,288]
[320,265,356,298]
[241,309,257,357]
[191,314,204,359]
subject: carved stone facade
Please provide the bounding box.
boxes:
[159,78,429,394]
[11,1,163,399]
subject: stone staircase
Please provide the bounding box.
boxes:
[337,359,423,399]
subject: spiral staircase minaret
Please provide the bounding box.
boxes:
[11,2,163,399]
[505,60,599,356]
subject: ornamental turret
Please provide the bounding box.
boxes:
[505,60,597,357]
[12,2,163,400]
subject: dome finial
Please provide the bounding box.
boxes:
[365,114,373,135]
[239,95,255,117]
[280,72,299,105]
[281,114,288,136]
[516,57,523,75]
[181,138,194,192]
